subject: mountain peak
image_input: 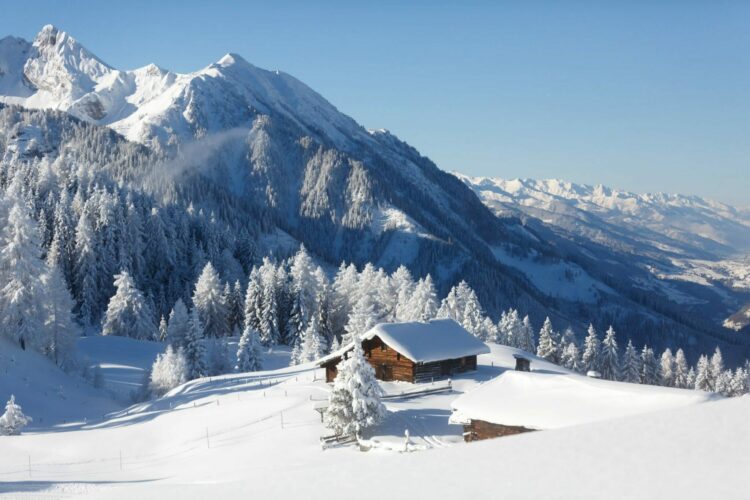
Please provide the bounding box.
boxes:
[216,52,248,67]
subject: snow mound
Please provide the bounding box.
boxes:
[450,369,718,430]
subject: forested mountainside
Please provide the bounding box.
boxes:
[1,25,748,362]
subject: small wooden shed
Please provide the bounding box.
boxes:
[318,319,490,384]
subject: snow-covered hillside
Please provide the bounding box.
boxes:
[0,339,739,500]
[458,173,750,335]
[456,174,750,258]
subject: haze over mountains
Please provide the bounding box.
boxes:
[1,25,748,360]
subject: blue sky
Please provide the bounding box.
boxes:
[2,1,748,205]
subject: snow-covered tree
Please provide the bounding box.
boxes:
[0,395,32,435]
[621,340,641,383]
[294,314,326,364]
[405,275,439,323]
[536,317,558,362]
[258,258,280,345]
[286,245,319,345]
[659,348,676,387]
[0,203,48,351]
[343,290,378,345]
[729,368,749,397]
[673,348,690,388]
[184,308,208,379]
[166,299,190,348]
[192,262,228,338]
[694,355,712,392]
[599,326,619,381]
[149,345,189,396]
[518,315,535,353]
[709,347,724,389]
[581,324,601,373]
[323,338,386,436]
[73,210,99,327]
[639,346,659,385]
[235,324,263,373]
[391,265,415,322]
[561,342,582,373]
[158,316,168,342]
[102,270,156,340]
[41,264,79,366]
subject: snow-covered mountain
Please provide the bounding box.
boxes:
[1,25,748,359]
[457,174,750,336]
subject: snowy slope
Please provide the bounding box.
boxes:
[0,340,739,499]
[0,339,120,427]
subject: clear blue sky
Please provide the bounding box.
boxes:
[2,1,748,205]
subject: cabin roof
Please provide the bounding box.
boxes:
[318,319,490,365]
[449,370,718,430]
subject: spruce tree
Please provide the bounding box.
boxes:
[518,315,535,353]
[0,395,32,436]
[599,326,620,381]
[581,324,601,373]
[166,299,190,348]
[694,355,712,392]
[235,324,263,372]
[343,291,378,345]
[640,346,659,385]
[561,342,582,373]
[295,314,326,364]
[659,348,676,387]
[184,308,208,379]
[621,340,640,383]
[536,317,558,362]
[149,345,189,396]
[673,348,690,388]
[323,338,386,436]
[102,270,156,339]
[192,262,228,338]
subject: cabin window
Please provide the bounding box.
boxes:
[380,344,386,352]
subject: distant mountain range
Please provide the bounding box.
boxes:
[1,25,748,361]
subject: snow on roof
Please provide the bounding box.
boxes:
[318,319,490,365]
[450,370,718,430]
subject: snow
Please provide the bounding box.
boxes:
[0,338,743,499]
[492,246,614,303]
[321,319,490,364]
[450,370,718,430]
[0,338,120,427]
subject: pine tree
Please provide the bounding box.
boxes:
[0,203,48,351]
[184,308,208,379]
[599,326,620,381]
[102,270,156,340]
[286,245,318,346]
[158,316,168,342]
[673,348,690,388]
[74,209,100,327]
[729,368,749,397]
[659,348,676,387]
[686,367,696,389]
[149,345,189,396]
[581,324,601,374]
[235,324,264,372]
[561,342,582,373]
[343,291,378,345]
[621,340,641,383]
[323,338,386,437]
[694,355,712,392]
[0,395,32,435]
[709,347,724,389]
[391,265,415,322]
[295,314,326,364]
[258,259,280,345]
[166,299,190,348]
[518,315,535,353]
[41,265,79,367]
[192,262,228,337]
[405,275,439,322]
[536,317,558,362]
[640,346,659,385]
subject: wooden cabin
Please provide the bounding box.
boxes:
[318,319,490,383]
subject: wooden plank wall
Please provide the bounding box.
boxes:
[363,336,415,382]
[463,419,534,442]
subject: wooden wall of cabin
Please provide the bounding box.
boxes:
[363,336,415,382]
[463,419,534,442]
